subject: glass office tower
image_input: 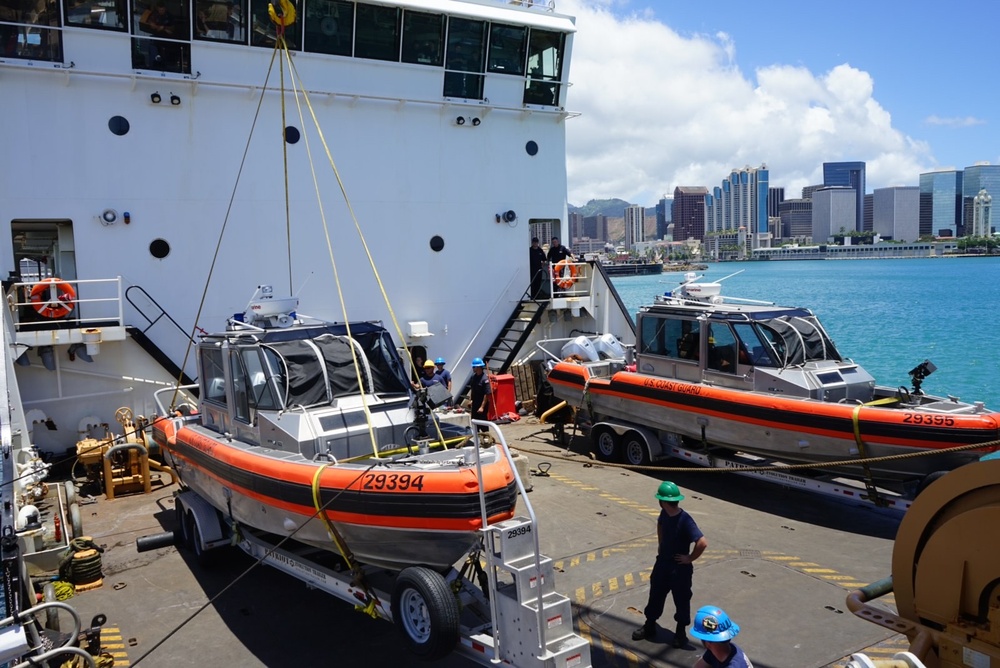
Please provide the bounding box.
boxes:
[919,170,963,237]
[823,162,866,233]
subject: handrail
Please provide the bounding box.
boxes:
[7,277,123,332]
[471,419,546,658]
[125,285,199,343]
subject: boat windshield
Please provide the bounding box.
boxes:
[757,316,842,366]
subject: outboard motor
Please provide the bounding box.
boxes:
[593,333,625,359]
[560,336,598,362]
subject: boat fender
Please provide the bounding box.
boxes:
[29,278,76,319]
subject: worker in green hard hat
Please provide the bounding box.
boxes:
[632,480,709,648]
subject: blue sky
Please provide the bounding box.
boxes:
[560,0,997,206]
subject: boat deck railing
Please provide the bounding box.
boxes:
[6,277,127,349]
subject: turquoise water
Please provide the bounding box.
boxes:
[611,257,1000,409]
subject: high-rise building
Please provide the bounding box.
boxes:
[919,170,963,237]
[672,187,708,242]
[568,212,585,242]
[961,163,1000,237]
[624,205,645,250]
[863,193,873,232]
[778,199,812,240]
[823,162,866,233]
[705,165,770,254]
[655,197,672,240]
[581,215,608,241]
[873,187,919,241]
[812,187,856,242]
[972,189,993,236]
[767,187,784,219]
[801,184,824,200]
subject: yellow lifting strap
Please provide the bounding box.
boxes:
[310,464,384,618]
[851,404,886,506]
[267,0,296,26]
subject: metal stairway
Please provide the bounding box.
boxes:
[484,297,548,375]
[485,516,591,667]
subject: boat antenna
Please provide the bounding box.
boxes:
[716,269,745,283]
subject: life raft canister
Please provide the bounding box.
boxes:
[29,278,76,319]
[553,260,578,289]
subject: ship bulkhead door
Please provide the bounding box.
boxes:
[9,220,77,322]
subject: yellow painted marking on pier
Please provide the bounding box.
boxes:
[554,560,564,570]
[789,561,821,567]
[608,577,620,592]
[571,556,580,568]
[640,570,651,582]
[592,582,604,598]
[109,652,128,658]
[625,572,635,587]
[103,643,126,649]
[586,552,596,562]
[803,568,838,574]
[576,587,586,604]
[823,575,861,581]
[580,486,600,491]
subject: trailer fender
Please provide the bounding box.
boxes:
[174,491,229,551]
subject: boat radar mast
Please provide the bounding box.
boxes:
[239,285,299,329]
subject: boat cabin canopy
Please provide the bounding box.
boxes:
[199,322,411,415]
[637,308,843,369]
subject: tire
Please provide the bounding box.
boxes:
[174,504,192,548]
[592,427,619,462]
[391,566,460,660]
[68,502,83,539]
[64,480,77,506]
[622,432,651,467]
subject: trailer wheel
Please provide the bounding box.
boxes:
[915,470,949,498]
[622,432,651,467]
[174,504,192,548]
[592,427,619,462]
[392,566,460,660]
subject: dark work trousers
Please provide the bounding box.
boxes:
[643,557,694,626]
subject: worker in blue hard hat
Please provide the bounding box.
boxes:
[632,480,708,648]
[469,358,491,430]
[434,357,452,393]
[691,606,752,667]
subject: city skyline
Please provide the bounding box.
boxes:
[560,0,999,207]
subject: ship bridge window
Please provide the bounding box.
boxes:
[523,28,564,107]
[194,0,245,43]
[303,0,351,56]
[400,9,442,66]
[706,324,738,373]
[200,346,227,406]
[639,316,695,360]
[354,2,399,61]
[1,0,63,62]
[249,0,297,48]
[733,322,775,367]
[443,16,485,100]
[487,23,525,75]
[65,0,127,30]
[132,0,191,72]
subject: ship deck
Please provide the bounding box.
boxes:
[64,418,905,668]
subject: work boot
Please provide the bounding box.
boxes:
[631,622,655,641]
[671,625,688,648]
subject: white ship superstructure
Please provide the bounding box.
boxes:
[1,0,634,456]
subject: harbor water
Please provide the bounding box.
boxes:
[611,256,1000,409]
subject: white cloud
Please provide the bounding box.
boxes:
[924,115,986,127]
[560,0,933,205]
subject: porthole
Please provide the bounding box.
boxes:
[149,238,170,259]
[430,235,444,252]
[284,126,300,144]
[108,116,130,136]
[525,140,538,156]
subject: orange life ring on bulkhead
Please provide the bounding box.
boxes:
[29,278,76,319]
[553,260,578,289]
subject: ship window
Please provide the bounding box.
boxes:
[108,116,130,135]
[230,349,250,422]
[639,316,694,360]
[132,0,192,72]
[523,29,564,106]
[194,0,245,42]
[248,0,297,49]
[65,0,127,30]
[400,9,442,66]
[487,23,525,75]
[0,0,63,62]
[303,0,351,56]
[443,17,485,99]
[733,322,774,366]
[354,2,399,61]
[200,346,227,406]
[706,324,738,373]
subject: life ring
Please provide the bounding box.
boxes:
[29,278,76,319]
[553,260,578,289]
[268,0,296,27]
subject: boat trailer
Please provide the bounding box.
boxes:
[169,421,591,667]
